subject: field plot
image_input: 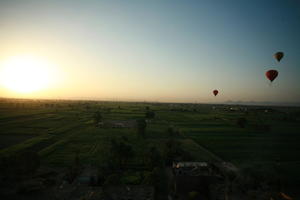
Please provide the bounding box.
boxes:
[1,99,300,189]
[182,107,300,185]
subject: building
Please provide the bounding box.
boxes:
[172,162,212,176]
[172,162,224,200]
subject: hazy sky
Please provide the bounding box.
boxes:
[0,0,299,103]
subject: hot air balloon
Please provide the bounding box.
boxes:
[213,90,218,96]
[274,52,284,62]
[266,70,278,82]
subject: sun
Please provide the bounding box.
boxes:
[0,55,52,93]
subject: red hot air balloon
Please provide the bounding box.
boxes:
[274,52,284,62]
[213,90,218,96]
[266,70,278,82]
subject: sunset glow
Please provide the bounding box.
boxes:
[0,55,53,93]
[0,1,299,103]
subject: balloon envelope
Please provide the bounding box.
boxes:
[274,52,284,62]
[213,90,218,96]
[266,70,278,82]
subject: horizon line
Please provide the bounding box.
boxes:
[1,96,300,107]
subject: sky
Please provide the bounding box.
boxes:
[0,0,299,103]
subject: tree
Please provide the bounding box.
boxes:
[143,167,167,194]
[164,139,181,165]
[17,151,40,175]
[167,126,180,137]
[236,117,247,128]
[145,146,163,169]
[89,176,97,186]
[104,174,121,186]
[188,191,200,200]
[0,151,40,180]
[145,111,155,119]
[110,139,134,168]
[94,110,102,125]
[136,119,147,138]
[65,151,81,183]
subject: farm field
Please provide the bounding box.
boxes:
[1,98,300,199]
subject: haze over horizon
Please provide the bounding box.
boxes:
[0,0,300,104]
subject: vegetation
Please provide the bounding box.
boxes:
[0,98,300,198]
[93,110,102,125]
[136,118,147,138]
[145,110,155,119]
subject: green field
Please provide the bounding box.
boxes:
[1,98,300,186]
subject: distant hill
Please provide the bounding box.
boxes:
[224,100,300,107]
